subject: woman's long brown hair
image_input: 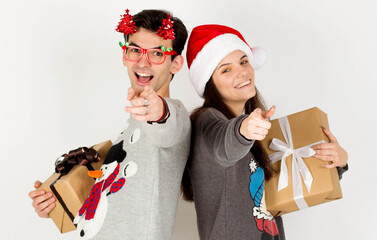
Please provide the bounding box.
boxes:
[181,78,274,202]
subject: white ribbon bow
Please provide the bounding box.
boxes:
[268,117,325,209]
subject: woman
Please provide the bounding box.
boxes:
[181,24,348,240]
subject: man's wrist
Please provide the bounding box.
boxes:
[147,96,170,124]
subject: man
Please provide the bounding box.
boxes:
[29,9,190,239]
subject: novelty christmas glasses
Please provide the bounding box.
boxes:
[122,45,177,65]
[116,9,177,65]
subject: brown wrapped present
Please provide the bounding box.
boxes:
[260,107,342,217]
[38,140,112,233]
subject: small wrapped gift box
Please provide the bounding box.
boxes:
[38,140,112,233]
[260,107,342,217]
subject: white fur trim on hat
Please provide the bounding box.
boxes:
[188,34,265,97]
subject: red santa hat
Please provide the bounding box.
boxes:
[186,24,266,97]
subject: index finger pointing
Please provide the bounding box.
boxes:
[139,85,154,98]
[262,105,276,120]
[127,88,136,101]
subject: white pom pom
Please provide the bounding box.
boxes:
[251,47,266,70]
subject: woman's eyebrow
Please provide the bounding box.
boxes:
[217,55,248,71]
[217,63,230,71]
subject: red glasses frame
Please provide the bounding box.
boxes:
[122,45,177,65]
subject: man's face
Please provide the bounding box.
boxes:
[123,28,179,97]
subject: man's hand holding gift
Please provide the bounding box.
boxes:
[29,180,55,218]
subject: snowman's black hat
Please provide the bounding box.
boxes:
[103,140,127,165]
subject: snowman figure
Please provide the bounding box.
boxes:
[249,158,279,239]
[74,140,137,239]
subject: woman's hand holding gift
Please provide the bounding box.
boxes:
[312,128,348,168]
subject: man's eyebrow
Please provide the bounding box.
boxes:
[128,42,162,50]
[128,42,140,48]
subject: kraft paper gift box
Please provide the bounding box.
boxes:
[260,107,342,217]
[38,140,112,233]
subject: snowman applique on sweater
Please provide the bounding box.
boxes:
[74,140,137,239]
[249,158,280,239]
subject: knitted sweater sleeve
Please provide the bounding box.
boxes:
[142,98,191,148]
[196,108,255,167]
[337,164,349,180]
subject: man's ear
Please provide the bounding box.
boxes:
[170,55,184,74]
[122,52,127,66]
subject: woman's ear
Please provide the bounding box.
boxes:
[170,55,184,74]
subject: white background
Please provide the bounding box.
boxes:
[1,0,376,239]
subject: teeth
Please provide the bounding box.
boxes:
[137,72,152,77]
[235,80,251,88]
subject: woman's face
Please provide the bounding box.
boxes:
[212,50,256,107]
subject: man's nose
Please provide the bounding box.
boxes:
[137,53,151,67]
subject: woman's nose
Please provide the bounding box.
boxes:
[236,68,247,78]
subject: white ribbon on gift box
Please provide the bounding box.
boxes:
[268,116,326,209]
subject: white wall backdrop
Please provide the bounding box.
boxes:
[1,0,376,239]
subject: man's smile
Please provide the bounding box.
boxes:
[135,71,154,85]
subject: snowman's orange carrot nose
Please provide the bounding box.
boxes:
[88,170,103,178]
